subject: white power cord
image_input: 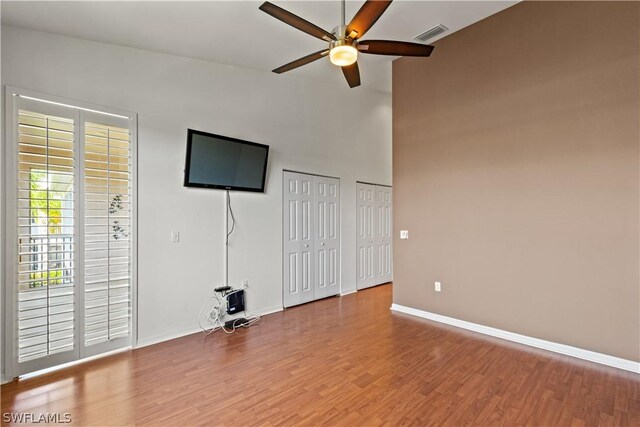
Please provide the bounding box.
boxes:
[198,294,223,335]
[198,289,261,335]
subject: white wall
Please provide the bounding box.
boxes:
[1,26,391,350]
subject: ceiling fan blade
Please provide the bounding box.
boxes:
[259,2,336,42]
[345,0,392,40]
[358,40,434,57]
[341,62,361,88]
[273,50,329,74]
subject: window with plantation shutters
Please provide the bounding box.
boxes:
[5,90,136,377]
[17,110,76,363]
[84,121,132,346]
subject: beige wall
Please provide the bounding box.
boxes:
[392,1,639,362]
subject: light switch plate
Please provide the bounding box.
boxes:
[400,230,409,239]
[171,231,180,242]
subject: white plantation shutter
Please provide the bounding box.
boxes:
[5,90,136,377]
[84,118,132,347]
[17,109,76,363]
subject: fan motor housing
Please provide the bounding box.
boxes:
[332,25,348,40]
[332,25,359,42]
[330,38,358,51]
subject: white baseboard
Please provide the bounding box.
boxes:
[390,304,640,374]
[135,327,202,349]
[251,305,284,317]
[340,289,357,296]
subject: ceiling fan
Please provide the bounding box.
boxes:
[259,0,435,88]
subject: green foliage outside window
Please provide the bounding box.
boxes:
[29,270,64,288]
[28,171,69,288]
[29,171,64,235]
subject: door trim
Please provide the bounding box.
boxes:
[356,180,392,188]
[284,169,340,180]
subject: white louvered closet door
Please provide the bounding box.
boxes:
[6,93,135,377]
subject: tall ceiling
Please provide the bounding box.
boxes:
[1,1,518,93]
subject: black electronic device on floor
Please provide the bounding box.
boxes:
[226,289,245,314]
[224,317,250,329]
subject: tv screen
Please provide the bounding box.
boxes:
[184,129,269,192]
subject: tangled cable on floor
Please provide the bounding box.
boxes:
[198,291,260,335]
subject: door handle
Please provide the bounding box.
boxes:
[321,242,325,246]
[304,244,309,248]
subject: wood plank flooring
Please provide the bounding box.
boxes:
[2,284,639,426]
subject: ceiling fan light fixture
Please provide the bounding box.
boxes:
[260,0,434,88]
[329,40,358,66]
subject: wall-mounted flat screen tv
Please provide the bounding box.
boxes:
[184,129,269,192]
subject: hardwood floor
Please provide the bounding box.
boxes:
[2,284,639,426]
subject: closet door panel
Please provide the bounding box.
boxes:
[375,186,393,284]
[356,183,376,290]
[314,176,340,299]
[283,172,315,308]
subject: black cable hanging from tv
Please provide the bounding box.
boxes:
[226,191,236,246]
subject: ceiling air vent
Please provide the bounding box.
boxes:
[413,24,449,43]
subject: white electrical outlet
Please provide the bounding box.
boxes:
[171,231,180,242]
[435,281,441,292]
[400,230,409,239]
[242,280,249,288]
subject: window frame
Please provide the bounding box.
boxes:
[3,86,138,379]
